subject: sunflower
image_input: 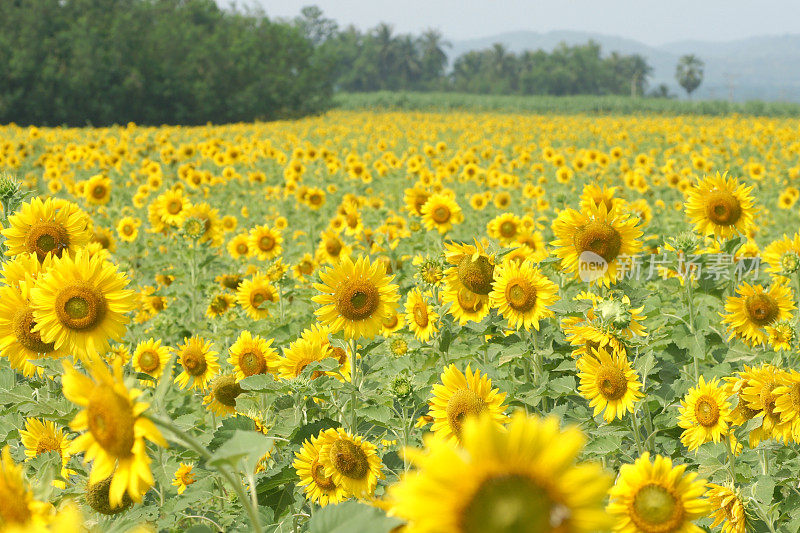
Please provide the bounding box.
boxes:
[316,428,383,497]
[381,310,406,336]
[172,463,196,495]
[404,288,439,342]
[551,202,642,287]
[684,172,755,240]
[514,230,548,262]
[206,293,235,318]
[762,233,800,277]
[227,331,278,381]
[580,183,620,212]
[576,347,643,422]
[677,376,732,451]
[84,174,112,205]
[316,230,352,264]
[19,418,74,488]
[705,484,747,533]
[227,233,252,260]
[184,202,222,246]
[561,315,627,359]
[420,193,463,234]
[202,374,243,417]
[236,275,278,320]
[313,255,399,340]
[2,197,91,261]
[0,252,51,288]
[403,187,431,216]
[0,445,52,528]
[62,359,166,507]
[293,433,347,506]
[607,452,708,533]
[293,253,317,280]
[131,338,170,381]
[277,335,336,380]
[175,336,220,391]
[721,281,795,347]
[428,364,508,444]
[31,250,136,359]
[766,320,795,351]
[489,260,559,331]
[441,240,495,325]
[389,412,612,533]
[156,188,191,227]
[116,217,140,243]
[249,225,283,261]
[0,277,68,377]
[739,364,790,446]
[487,212,522,244]
[773,369,800,442]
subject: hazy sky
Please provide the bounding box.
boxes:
[249,0,800,45]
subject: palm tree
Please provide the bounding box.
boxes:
[418,29,450,85]
[676,55,704,98]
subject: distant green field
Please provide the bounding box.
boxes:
[334,91,800,117]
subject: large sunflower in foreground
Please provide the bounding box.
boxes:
[0,277,68,377]
[489,260,559,331]
[677,376,732,451]
[607,452,708,533]
[551,202,642,287]
[684,172,755,240]
[293,432,347,506]
[428,364,508,444]
[63,359,166,507]
[313,255,399,340]
[577,347,643,422]
[316,428,383,497]
[389,412,612,533]
[2,197,91,261]
[0,445,52,528]
[31,250,136,359]
[721,281,795,347]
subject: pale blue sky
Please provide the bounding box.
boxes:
[244,0,800,45]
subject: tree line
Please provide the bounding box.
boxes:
[0,1,701,126]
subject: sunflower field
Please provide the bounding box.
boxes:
[1,110,800,532]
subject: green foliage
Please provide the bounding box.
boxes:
[0,0,332,125]
[333,90,800,117]
[676,54,705,97]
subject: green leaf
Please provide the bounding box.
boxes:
[208,430,273,474]
[308,501,402,533]
[207,416,257,453]
[753,475,775,505]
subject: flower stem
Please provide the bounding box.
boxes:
[147,415,263,533]
[349,338,359,433]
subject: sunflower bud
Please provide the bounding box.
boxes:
[596,299,632,330]
[390,338,408,357]
[182,216,204,240]
[669,231,700,255]
[86,476,133,515]
[0,173,23,215]
[416,258,444,286]
[780,252,800,274]
[391,375,413,400]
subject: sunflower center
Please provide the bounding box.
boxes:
[87,386,136,458]
[457,255,494,295]
[575,221,623,262]
[745,294,779,326]
[311,459,337,491]
[431,205,451,223]
[182,349,208,376]
[137,350,160,372]
[122,224,134,235]
[331,346,347,365]
[212,375,242,407]
[325,239,342,256]
[461,474,561,533]
[167,200,182,214]
[499,221,517,238]
[92,185,106,199]
[250,289,271,309]
[13,307,55,354]
[505,279,537,312]
[27,221,68,259]
[55,284,107,331]
[596,365,628,401]
[446,388,486,438]
[329,439,369,480]
[236,243,248,254]
[413,302,429,327]
[299,261,314,275]
[239,350,266,376]
[705,190,742,226]
[790,383,800,409]
[337,281,379,321]
[631,484,684,531]
[180,472,195,485]
[35,436,61,456]
[694,396,720,427]
[382,313,399,329]
[258,236,275,251]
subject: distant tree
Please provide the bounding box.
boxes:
[648,84,675,99]
[417,29,450,89]
[294,5,338,46]
[676,54,704,98]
